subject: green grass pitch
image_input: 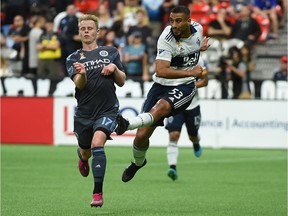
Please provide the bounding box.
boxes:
[1,144,287,216]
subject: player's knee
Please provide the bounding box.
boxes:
[151,99,172,117]
[169,131,180,141]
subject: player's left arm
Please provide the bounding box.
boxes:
[196,56,208,88]
[196,72,208,88]
[200,36,210,51]
[102,49,126,87]
[102,63,126,87]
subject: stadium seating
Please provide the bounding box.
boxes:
[260,80,275,99]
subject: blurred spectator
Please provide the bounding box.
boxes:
[230,5,261,47]
[64,14,82,57]
[102,29,123,59]
[0,56,14,77]
[207,7,233,41]
[103,29,118,47]
[97,3,114,29]
[28,16,46,77]
[53,4,82,34]
[216,55,230,98]
[240,43,255,75]
[273,55,287,81]
[127,8,152,46]
[97,26,109,46]
[127,7,155,65]
[162,0,177,27]
[278,0,287,28]
[112,1,125,21]
[121,0,142,32]
[239,44,254,98]
[229,0,252,15]
[252,0,279,39]
[142,0,165,38]
[227,46,249,99]
[110,20,126,50]
[107,0,124,16]
[36,20,63,79]
[7,15,30,76]
[123,31,150,97]
[56,4,82,74]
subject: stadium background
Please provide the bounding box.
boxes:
[1,79,287,149]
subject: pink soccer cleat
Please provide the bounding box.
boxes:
[90,193,103,208]
[78,159,89,177]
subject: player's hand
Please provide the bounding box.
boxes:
[102,63,116,76]
[201,67,207,76]
[200,36,211,51]
[73,62,86,75]
[191,65,204,77]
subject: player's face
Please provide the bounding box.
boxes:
[79,20,99,44]
[169,12,191,37]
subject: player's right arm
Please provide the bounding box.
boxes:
[72,62,87,90]
[155,59,203,79]
[66,54,87,90]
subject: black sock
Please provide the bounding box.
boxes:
[93,182,103,194]
[193,143,200,151]
[91,147,106,194]
[170,165,176,171]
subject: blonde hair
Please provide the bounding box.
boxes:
[136,7,149,26]
[78,14,99,29]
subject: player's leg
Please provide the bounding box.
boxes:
[116,82,196,135]
[90,112,118,208]
[90,130,107,208]
[122,126,156,182]
[77,147,91,177]
[167,131,180,181]
[184,106,202,157]
[74,116,93,177]
[122,96,186,183]
[121,83,196,182]
[165,114,184,181]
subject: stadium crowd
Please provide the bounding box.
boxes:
[0,0,287,99]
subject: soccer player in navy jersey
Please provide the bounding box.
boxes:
[66,14,126,208]
[115,6,210,183]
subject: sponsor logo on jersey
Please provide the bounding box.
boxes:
[99,50,108,57]
[79,52,86,60]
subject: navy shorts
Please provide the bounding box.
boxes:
[165,105,201,136]
[142,82,196,126]
[74,109,118,149]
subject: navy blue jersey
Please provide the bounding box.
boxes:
[66,46,124,119]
